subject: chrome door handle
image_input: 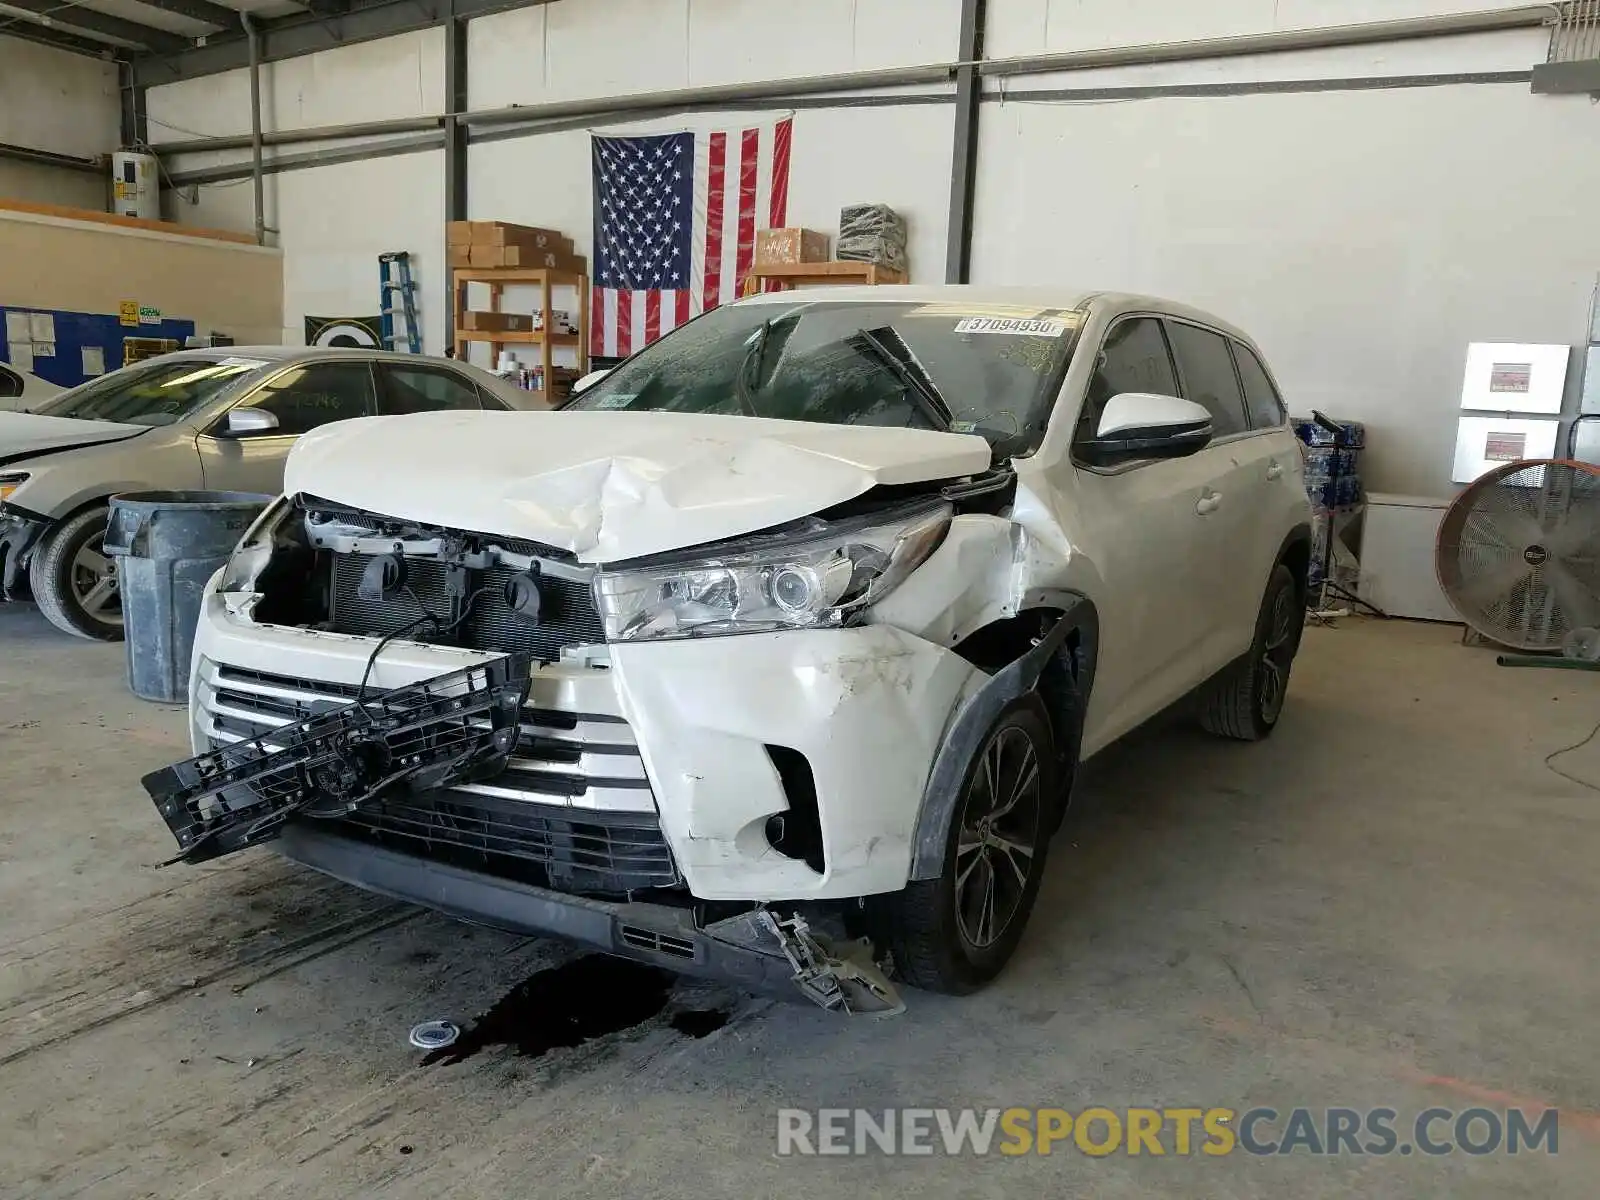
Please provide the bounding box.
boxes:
[1196,491,1223,516]
[1266,462,1285,481]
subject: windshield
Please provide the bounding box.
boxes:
[567,300,1084,457]
[33,357,265,427]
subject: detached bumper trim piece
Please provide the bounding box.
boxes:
[144,655,531,864]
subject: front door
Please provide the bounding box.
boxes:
[1061,315,1235,753]
[196,360,379,495]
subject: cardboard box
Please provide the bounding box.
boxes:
[755,227,829,267]
[462,310,534,333]
[500,245,587,272]
[446,220,473,246]
[447,244,472,267]
[469,221,570,252]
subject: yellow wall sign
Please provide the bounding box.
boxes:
[118,301,140,327]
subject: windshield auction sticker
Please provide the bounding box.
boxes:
[954,317,1070,337]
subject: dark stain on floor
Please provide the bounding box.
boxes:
[424,955,730,1064]
[669,1009,730,1038]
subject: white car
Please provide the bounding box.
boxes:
[143,287,1311,1010]
[0,362,63,411]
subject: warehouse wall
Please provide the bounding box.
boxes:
[147,31,446,351]
[148,1,958,355]
[983,0,1539,56]
[971,7,1589,496]
[142,0,1599,495]
[467,0,960,281]
[0,206,282,344]
[0,37,118,210]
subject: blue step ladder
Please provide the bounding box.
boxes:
[379,251,421,354]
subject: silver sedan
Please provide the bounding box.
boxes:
[0,347,533,639]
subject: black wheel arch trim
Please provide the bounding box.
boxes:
[908,590,1098,882]
[1276,522,1313,586]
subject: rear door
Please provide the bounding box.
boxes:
[1231,338,1305,607]
[196,360,379,494]
[1163,320,1266,670]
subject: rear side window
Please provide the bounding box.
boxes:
[0,366,20,398]
[1233,342,1287,429]
[378,364,483,415]
[1165,322,1248,438]
[1079,317,1178,441]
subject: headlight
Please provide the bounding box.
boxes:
[593,502,951,642]
[0,473,28,504]
[218,495,292,591]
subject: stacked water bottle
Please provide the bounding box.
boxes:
[1293,415,1366,592]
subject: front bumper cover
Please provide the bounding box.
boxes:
[0,509,46,600]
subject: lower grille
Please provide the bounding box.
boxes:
[326,790,679,896]
[328,553,605,660]
[618,925,697,960]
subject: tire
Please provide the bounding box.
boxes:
[868,695,1057,994]
[1197,562,1302,741]
[31,506,124,641]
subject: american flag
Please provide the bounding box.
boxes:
[591,117,793,359]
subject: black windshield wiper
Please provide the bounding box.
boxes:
[846,327,954,431]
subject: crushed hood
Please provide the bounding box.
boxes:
[0,412,147,468]
[285,410,993,562]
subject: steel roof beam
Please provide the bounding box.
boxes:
[0,20,115,56]
[130,0,242,30]
[130,0,552,85]
[1,0,189,51]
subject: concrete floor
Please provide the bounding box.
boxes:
[1,604,1597,1198]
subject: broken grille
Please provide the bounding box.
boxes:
[201,662,656,808]
[145,656,531,864]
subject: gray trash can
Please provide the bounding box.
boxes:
[105,491,273,703]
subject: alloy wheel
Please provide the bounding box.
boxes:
[954,726,1043,950]
[1258,583,1297,723]
[71,533,122,626]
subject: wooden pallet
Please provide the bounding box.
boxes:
[451,266,589,403]
[741,260,907,297]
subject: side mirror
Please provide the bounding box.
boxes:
[572,369,610,395]
[1081,393,1213,467]
[223,407,280,437]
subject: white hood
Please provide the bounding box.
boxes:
[285,410,993,562]
[0,412,146,463]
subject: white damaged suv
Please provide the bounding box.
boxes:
[144,287,1311,1010]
